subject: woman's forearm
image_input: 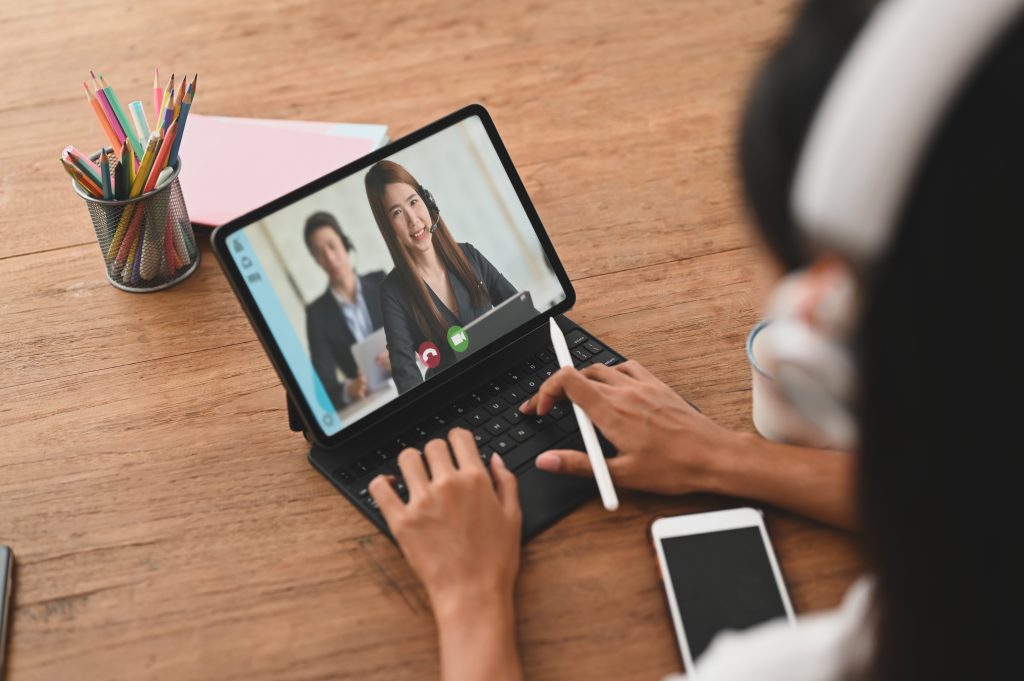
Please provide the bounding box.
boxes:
[708,433,859,531]
[435,594,523,681]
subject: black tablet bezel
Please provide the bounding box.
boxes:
[212,104,577,449]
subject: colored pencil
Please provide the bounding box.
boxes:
[90,73,126,148]
[144,120,177,193]
[172,75,186,121]
[167,86,192,168]
[160,73,175,132]
[128,100,150,141]
[116,142,130,200]
[127,143,137,183]
[99,148,112,200]
[61,158,103,197]
[83,82,121,151]
[98,73,144,160]
[107,132,160,263]
[152,68,162,123]
[62,145,102,185]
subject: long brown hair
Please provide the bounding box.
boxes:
[364,160,489,345]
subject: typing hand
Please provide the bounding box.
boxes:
[520,361,740,496]
[369,428,522,613]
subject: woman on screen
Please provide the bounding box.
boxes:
[365,160,518,393]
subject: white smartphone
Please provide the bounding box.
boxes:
[651,507,795,675]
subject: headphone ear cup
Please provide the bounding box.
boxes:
[757,316,858,450]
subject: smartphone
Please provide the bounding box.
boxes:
[1,545,11,675]
[651,507,795,674]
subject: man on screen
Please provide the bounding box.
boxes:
[304,211,390,409]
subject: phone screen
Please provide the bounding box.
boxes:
[660,527,789,661]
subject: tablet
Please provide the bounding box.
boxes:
[212,105,576,448]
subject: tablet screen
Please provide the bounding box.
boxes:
[225,114,568,436]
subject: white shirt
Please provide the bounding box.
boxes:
[330,279,374,405]
[664,577,874,681]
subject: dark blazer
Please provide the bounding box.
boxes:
[380,242,517,394]
[306,270,386,409]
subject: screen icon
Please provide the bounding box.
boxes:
[418,341,442,369]
[447,326,469,353]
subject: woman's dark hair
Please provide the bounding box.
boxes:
[740,2,1024,680]
[304,211,354,254]
[364,160,488,344]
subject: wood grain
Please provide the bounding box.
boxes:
[0,0,865,679]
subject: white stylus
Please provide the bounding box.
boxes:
[549,317,619,511]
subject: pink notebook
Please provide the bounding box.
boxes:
[177,115,384,228]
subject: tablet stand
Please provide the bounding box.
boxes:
[286,394,308,435]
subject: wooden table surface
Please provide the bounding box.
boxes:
[0,1,864,678]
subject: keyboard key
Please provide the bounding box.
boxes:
[484,398,506,415]
[502,407,523,425]
[590,350,619,366]
[571,347,591,362]
[492,436,515,454]
[520,358,540,373]
[501,387,526,405]
[464,407,489,427]
[452,402,470,417]
[372,448,390,464]
[536,350,555,364]
[519,377,541,394]
[505,368,524,383]
[565,330,587,348]
[352,458,375,477]
[537,364,556,379]
[485,418,510,436]
[486,381,504,395]
[529,414,550,429]
[583,340,603,355]
[333,467,355,485]
[549,402,569,420]
[358,488,380,512]
[509,423,536,443]
[432,412,454,430]
[473,430,492,447]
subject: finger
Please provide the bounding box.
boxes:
[537,448,626,480]
[423,437,455,479]
[448,426,485,471]
[613,359,655,382]
[581,362,632,386]
[490,454,521,518]
[397,446,429,494]
[525,367,612,417]
[536,449,592,476]
[369,474,404,522]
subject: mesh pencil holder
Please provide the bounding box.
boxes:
[72,155,200,292]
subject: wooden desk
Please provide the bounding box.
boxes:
[0,1,863,678]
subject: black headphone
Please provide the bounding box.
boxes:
[420,186,442,233]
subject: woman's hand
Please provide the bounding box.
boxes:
[375,350,392,374]
[520,361,742,496]
[370,429,522,610]
[369,429,523,681]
